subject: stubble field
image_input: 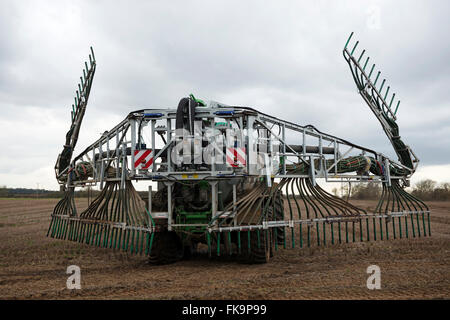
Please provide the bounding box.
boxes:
[0,197,449,299]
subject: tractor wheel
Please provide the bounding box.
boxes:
[182,242,198,260]
[237,230,273,264]
[274,190,285,245]
[149,231,184,265]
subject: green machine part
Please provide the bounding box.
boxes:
[175,209,211,233]
[175,180,212,233]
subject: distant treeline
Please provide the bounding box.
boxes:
[0,187,96,198]
[0,187,59,198]
[331,179,450,201]
[410,179,450,201]
[0,186,151,200]
[2,179,449,201]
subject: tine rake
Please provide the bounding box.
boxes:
[48,180,155,256]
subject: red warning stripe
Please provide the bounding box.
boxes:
[226,147,246,167]
[134,149,153,169]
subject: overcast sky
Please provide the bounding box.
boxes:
[1,0,449,190]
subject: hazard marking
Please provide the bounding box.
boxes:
[134,149,154,169]
[226,147,246,167]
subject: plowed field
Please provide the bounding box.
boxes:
[0,198,449,299]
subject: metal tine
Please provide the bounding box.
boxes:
[379,79,386,94]
[74,220,80,242]
[389,93,395,108]
[135,231,141,254]
[148,232,155,256]
[53,217,59,238]
[95,225,101,246]
[101,225,107,248]
[121,229,127,252]
[373,71,381,86]
[83,69,87,82]
[392,214,397,240]
[207,232,211,257]
[90,46,96,63]
[103,225,109,248]
[78,222,84,243]
[330,220,335,245]
[80,76,84,88]
[129,230,135,254]
[85,223,91,244]
[139,231,144,255]
[74,96,78,108]
[257,230,260,249]
[47,217,54,237]
[368,64,375,78]
[274,227,279,251]
[144,232,150,255]
[78,84,82,97]
[109,227,115,249]
[389,93,396,109]
[350,41,360,56]
[85,61,89,74]
[344,32,354,50]
[60,219,66,239]
[383,86,390,101]
[237,231,241,254]
[134,231,142,255]
[416,212,421,237]
[51,217,58,238]
[121,229,126,252]
[357,49,366,63]
[394,100,401,115]
[363,57,370,71]
[126,229,131,252]
[64,220,70,240]
[107,225,113,249]
[143,231,149,255]
[366,218,377,241]
[70,220,75,241]
[54,217,59,238]
[67,220,73,241]
[118,228,123,250]
[345,220,349,243]
[94,224,103,247]
[379,216,384,240]
[422,211,427,237]
[78,223,84,243]
[115,228,120,250]
[58,218,64,239]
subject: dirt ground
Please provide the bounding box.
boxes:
[0,197,449,300]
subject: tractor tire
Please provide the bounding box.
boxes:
[237,230,273,264]
[149,231,184,265]
[182,242,198,260]
[274,190,285,245]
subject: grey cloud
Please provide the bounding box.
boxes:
[0,0,449,189]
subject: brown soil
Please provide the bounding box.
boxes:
[0,197,449,300]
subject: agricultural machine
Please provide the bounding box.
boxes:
[49,33,430,264]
